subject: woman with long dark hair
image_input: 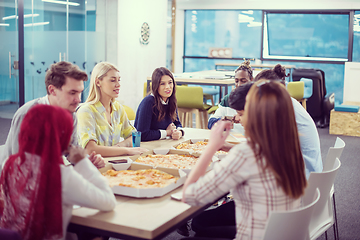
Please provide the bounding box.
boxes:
[134,67,183,141]
[182,80,307,239]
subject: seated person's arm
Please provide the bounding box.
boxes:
[62,145,116,211]
[77,105,147,157]
[208,105,227,129]
[172,109,184,140]
[85,140,145,157]
[134,97,165,141]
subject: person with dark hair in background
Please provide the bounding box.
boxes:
[182,80,307,239]
[183,64,321,239]
[207,60,253,134]
[134,67,184,141]
[254,64,322,178]
[0,105,116,240]
[0,61,105,171]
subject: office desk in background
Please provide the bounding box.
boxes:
[215,63,296,81]
[69,128,242,240]
[147,70,236,100]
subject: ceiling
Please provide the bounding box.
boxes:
[176,0,360,11]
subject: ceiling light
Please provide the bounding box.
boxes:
[24,21,50,27]
[42,0,80,6]
[0,23,10,26]
[247,22,262,27]
[2,14,39,20]
[241,10,254,15]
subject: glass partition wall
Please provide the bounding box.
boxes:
[0,0,19,106]
[0,0,105,110]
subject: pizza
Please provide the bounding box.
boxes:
[103,169,179,189]
[175,141,228,155]
[134,154,198,169]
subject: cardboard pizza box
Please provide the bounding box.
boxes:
[173,138,241,160]
[129,148,213,174]
[101,163,186,198]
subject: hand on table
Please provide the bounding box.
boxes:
[115,138,132,147]
[67,145,87,165]
[127,147,148,156]
[166,123,176,136]
[88,151,105,168]
[171,129,182,140]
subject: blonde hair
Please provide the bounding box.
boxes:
[85,62,120,105]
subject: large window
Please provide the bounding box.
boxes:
[352,11,360,62]
[263,12,349,61]
[184,10,262,71]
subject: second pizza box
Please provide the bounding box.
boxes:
[129,148,214,174]
[173,138,239,160]
[101,163,186,198]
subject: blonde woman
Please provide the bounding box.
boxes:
[77,62,147,157]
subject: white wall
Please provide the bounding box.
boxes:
[116,0,168,112]
[343,62,360,103]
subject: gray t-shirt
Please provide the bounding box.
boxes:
[0,95,78,171]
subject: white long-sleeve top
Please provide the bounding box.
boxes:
[60,157,116,240]
[209,105,245,134]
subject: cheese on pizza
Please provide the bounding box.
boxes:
[103,169,179,189]
[135,154,198,169]
[176,141,228,155]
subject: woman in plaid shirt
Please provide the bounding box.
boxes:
[182,80,307,240]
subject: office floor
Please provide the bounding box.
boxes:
[0,104,360,239]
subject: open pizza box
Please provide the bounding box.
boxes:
[129,148,214,174]
[173,138,240,160]
[100,163,186,198]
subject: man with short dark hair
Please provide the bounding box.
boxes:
[0,61,105,170]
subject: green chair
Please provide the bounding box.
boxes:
[176,86,211,129]
[123,104,135,121]
[287,81,306,109]
[144,82,152,97]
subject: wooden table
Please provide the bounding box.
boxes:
[215,63,296,81]
[215,63,296,71]
[147,71,236,100]
[69,128,242,240]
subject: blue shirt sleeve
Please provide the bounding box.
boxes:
[208,117,221,129]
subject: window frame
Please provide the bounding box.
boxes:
[261,10,354,64]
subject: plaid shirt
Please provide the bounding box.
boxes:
[184,142,301,240]
[77,101,135,148]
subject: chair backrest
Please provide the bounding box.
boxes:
[300,78,313,99]
[144,82,152,98]
[287,81,305,101]
[292,68,326,121]
[176,86,204,109]
[323,137,345,172]
[123,105,135,121]
[303,158,341,239]
[262,188,320,240]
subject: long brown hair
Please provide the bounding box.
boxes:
[151,67,177,122]
[244,80,306,198]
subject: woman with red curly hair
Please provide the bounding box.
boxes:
[0,104,116,240]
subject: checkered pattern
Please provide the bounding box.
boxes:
[184,142,301,240]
